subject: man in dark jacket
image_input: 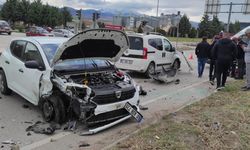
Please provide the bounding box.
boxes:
[236,38,246,79]
[195,36,210,77]
[209,35,220,84]
[212,34,237,90]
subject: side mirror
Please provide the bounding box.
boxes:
[171,47,176,52]
[25,60,45,71]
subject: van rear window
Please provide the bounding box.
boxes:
[128,36,143,50]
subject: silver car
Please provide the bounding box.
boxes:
[53,29,74,38]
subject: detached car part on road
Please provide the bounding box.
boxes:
[0,29,141,133]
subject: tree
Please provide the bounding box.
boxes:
[189,27,197,38]
[179,14,191,37]
[61,7,72,27]
[211,15,223,36]
[27,0,43,25]
[198,14,212,38]
[1,0,19,23]
[229,21,241,34]
[16,0,30,24]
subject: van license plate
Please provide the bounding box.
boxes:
[120,59,133,64]
[124,102,143,123]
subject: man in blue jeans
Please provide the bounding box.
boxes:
[195,36,210,77]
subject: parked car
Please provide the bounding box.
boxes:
[115,33,181,77]
[26,26,54,37]
[53,29,74,38]
[0,20,11,35]
[0,29,141,132]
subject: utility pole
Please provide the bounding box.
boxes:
[205,0,250,33]
[226,2,233,32]
[155,0,159,32]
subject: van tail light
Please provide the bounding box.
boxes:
[143,48,148,59]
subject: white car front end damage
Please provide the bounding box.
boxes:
[40,29,142,133]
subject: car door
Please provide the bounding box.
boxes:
[163,38,175,68]
[7,40,27,94]
[148,38,165,68]
[18,42,45,104]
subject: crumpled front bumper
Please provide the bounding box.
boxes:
[82,85,140,134]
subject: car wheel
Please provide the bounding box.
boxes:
[145,62,155,78]
[172,60,180,70]
[0,70,12,95]
[42,95,66,124]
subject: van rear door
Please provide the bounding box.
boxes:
[121,36,145,59]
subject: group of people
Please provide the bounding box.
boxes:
[195,29,250,91]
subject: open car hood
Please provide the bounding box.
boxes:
[51,29,129,66]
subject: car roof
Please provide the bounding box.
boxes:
[127,33,164,39]
[12,37,68,45]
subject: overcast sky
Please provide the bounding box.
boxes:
[0,0,249,22]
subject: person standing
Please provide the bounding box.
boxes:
[209,35,220,85]
[212,34,237,90]
[195,36,210,78]
[236,38,246,79]
[241,29,250,91]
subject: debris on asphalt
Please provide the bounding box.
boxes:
[139,86,147,96]
[139,105,148,111]
[1,126,4,129]
[27,132,31,136]
[22,104,29,109]
[2,140,15,145]
[24,121,33,124]
[175,79,180,84]
[26,121,56,135]
[1,145,4,148]
[64,120,77,131]
[79,141,90,147]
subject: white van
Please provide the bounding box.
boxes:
[115,33,181,77]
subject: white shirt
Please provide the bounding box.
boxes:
[244,40,250,63]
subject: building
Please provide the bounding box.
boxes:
[112,11,181,32]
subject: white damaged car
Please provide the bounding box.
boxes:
[0,29,142,133]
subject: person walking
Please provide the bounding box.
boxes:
[195,36,210,78]
[212,33,237,90]
[241,29,250,91]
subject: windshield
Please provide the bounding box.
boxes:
[53,59,112,73]
[0,21,9,26]
[41,44,59,64]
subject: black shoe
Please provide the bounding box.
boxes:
[241,86,247,89]
[241,87,250,91]
[216,87,223,91]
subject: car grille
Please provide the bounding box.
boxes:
[92,88,136,105]
[86,108,130,126]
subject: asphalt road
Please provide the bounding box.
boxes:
[0,33,215,150]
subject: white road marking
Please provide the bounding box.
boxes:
[20,80,208,150]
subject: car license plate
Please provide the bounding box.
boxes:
[124,102,143,123]
[120,59,133,64]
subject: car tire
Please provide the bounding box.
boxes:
[172,60,180,70]
[0,70,12,95]
[42,95,66,124]
[145,62,155,78]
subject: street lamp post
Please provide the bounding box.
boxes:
[155,0,160,32]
